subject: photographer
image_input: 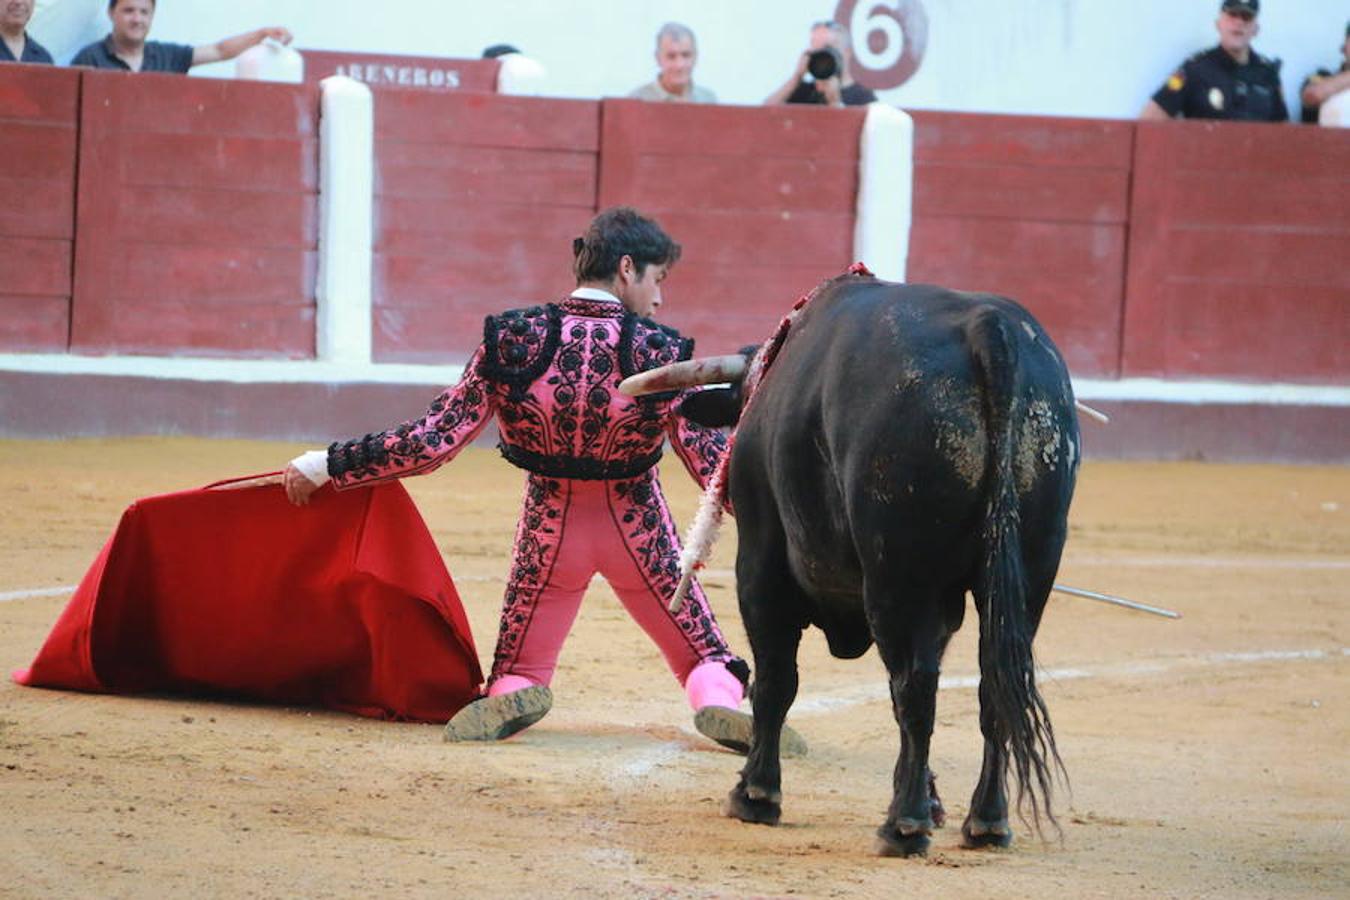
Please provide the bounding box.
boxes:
[765,19,877,107]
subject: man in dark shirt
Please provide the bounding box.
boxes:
[765,19,878,108]
[71,0,291,74]
[1299,22,1350,124]
[0,0,54,64]
[1142,0,1287,122]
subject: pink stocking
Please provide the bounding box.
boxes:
[684,660,744,711]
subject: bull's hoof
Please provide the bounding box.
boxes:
[874,824,931,858]
[961,816,1013,849]
[724,786,782,826]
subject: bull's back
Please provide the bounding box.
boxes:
[735,278,1077,596]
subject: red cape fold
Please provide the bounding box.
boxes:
[12,475,483,723]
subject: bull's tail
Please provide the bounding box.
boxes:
[969,309,1065,837]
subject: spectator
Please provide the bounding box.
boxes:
[765,19,877,108]
[0,0,54,64]
[1141,0,1287,122]
[1299,22,1350,124]
[71,0,291,74]
[628,22,716,103]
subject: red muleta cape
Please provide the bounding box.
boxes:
[12,475,482,723]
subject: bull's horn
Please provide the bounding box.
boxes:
[618,354,748,397]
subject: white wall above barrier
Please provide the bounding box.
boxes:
[143,0,1340,121]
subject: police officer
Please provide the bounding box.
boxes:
[1299,22,1350,124]
[1142,0,1288,122]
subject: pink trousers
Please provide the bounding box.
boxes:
[488,469,745,701]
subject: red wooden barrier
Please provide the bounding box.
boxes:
[598,100,864,355]
[907,111,1134,378]
[1122,121,1350,383]
[69,71,319,358]
[302,50,499,93]
[0,66,80,352]
[372,92,600,363]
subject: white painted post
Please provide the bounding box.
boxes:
[852,103,914,283]
[316,75,374,364]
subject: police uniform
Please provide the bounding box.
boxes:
[1152,46,1288,122]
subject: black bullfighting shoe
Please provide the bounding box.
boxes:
[443,685,553,742]
[693,706,808,758]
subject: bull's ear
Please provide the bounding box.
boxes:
[679,387,742,428]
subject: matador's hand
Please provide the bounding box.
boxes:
[283,463,321,506]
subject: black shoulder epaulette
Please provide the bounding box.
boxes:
[618,313,694,406]
[480,303,563,397]
[619,313,693,378]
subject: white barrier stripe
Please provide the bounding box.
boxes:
[1071,376,1350,408]
[1066,555,1350,571]
[699,555,1350,581]
[0,350,1345,408]
[0,352,464,386]
[790,647,1349,715]
[0,586,75,603]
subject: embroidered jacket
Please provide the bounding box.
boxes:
[326,297,727,489]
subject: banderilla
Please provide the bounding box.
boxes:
[1053,583,1181,619]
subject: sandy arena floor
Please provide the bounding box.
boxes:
[0,437,1346,898]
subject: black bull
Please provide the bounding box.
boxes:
[683,275,1080,855]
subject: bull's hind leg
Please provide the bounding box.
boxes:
[963,666,1013,848]
[724,539,807,827]
[872,587,952,857]
[963,547,1063,849]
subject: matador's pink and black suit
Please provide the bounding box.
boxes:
[320,290,749,707]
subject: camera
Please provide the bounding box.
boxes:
[807,47,843,81]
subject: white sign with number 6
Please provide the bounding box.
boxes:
[835,0,928,90]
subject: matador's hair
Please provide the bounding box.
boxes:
[572,207,681,285]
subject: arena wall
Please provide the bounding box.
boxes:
[68,72,320,358]
[0,66,80,353]
[371,91,599,364]
[907,111,1134,379]
[598,99,864,356]
[1123,120,1350,384]
[0,67,1343,461]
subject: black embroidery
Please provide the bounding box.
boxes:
[480,304,563,401]
[558,297,625,319]
[677,417,728,481]
[612,470,743,666]
[618,313,694,383]
[493,475,565,678]
[327,363,491,481]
